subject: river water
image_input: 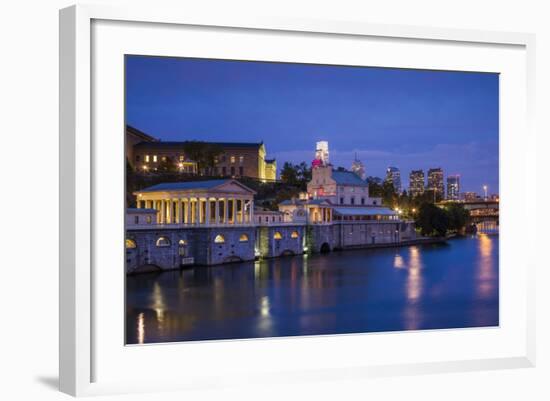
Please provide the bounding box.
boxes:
[126,234,498,344]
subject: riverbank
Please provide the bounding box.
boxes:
[331,236,447,252]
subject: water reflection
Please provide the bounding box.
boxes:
[127,235,499,344]
[477,234,495,300]
[403,246,424,330]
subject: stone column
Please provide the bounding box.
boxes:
[205,198,211,226]
[168,199,174,224]
[177,198,183,225]
[224,198,229,224]
[249,199,254,225]
[186,198,191,224]
[232,198,237,224]
[195,198,200,225]
[160,200,166,224]
[136,199,142,208]
[240,199,245,224]
[215,199,220,225]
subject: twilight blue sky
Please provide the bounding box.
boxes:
[126,55,499,194]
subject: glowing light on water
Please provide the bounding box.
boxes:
[477,234,495,299]
[393,254,405,268]
[151,282,166,326]
[137,312,145,344]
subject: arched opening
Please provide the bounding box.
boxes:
[223,255,243,263]
[273,232,283,240]
[320,242,331,253]
[155,236,171,247]
[214,234,225,243]
[290,231,299,239]
[131,264,162,274]
[239,234,249,242]
[125,238,137,249]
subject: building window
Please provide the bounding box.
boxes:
[214,234,225,243]
[179,155,184,162]
[156,236,171,247]
[340,197,344,205]
[273,232,283,240]
[222,167,227,175]
[239,234,249,242]
[291,231,299,239]
[351,197,355,205]
[239,166,244,176]
[373,200,377,205]
[146,215,152,224]
[239,156,244,164]
[145,155,150,162]
[231,166,235,176]
[230,156,236,163]
[153,155,158,162]
[361,198,365,205]
[135,155,140,162]
[134,216,139,224]
[125,239,137,249]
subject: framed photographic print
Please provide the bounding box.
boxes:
[59,4,536,397]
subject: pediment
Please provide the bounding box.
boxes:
[214,180,256,195]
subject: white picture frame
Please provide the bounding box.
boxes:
[59,4,536,397]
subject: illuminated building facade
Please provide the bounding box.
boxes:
[315,141,330,166]
[427,168,445,199]
[385,166,402,194]
[446,174,460,200]
[409,169,425,197]
[351,153,366,180]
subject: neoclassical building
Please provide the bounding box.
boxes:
[133,179,256,226]
[307,165,381,206]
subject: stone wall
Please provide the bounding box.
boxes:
[126,221,416,273]
[257,225,306,258]
[307,221,416,252]
[126,226,256,273]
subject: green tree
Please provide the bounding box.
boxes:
[445,203,470,232]
[416,203,449,237]
[182,141,223,175]
[280,162,299,186]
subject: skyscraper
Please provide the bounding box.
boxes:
[427,168,444,200]
[350,153,366,180]
[409,170,425,197]
[315,141,330,166]
[385,166,402,194]
[446,174,460,200]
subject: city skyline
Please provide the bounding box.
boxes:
[126,56,499,193]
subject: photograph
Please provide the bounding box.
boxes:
[124,55,499,344]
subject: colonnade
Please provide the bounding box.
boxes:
[136,197,254,226]
[310,207,332,224]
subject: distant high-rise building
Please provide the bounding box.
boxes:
[427,168,444,200]
[350,153,366,180]
[409,170,425,197]
[315,141,330,166]
[446,175,460,200]
[385,166,402,194]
